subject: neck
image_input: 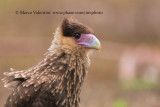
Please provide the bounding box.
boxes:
[40,43,90,106]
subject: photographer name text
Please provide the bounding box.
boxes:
[15,10,103,15]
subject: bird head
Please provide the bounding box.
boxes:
[51,18,101,54]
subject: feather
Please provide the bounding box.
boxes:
[2,18,100,107]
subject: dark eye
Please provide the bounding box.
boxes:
[74,33,81,39]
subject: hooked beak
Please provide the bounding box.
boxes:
[77,34,101,50]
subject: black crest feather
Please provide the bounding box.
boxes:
[61,18,93,37]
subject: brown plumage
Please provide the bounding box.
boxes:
[2,18,101,107]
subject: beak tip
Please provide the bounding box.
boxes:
[91,38,101,50]
[94,45,101,50]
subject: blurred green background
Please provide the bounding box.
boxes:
[1,0,160,107]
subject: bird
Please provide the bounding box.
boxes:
[2,18,101,107]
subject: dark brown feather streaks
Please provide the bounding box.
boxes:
[3,45,89,107]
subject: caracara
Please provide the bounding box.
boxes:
[2,18,101,107]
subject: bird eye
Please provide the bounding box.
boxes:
[74,33,81,39]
